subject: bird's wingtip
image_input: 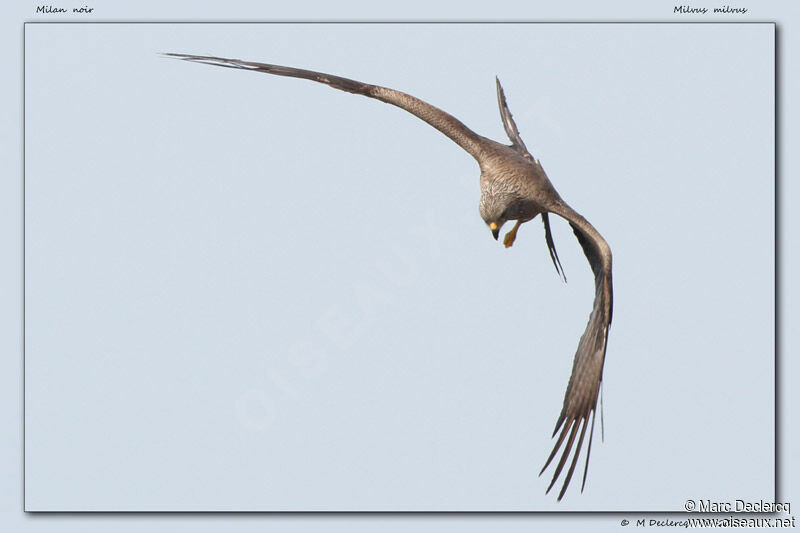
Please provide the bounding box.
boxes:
[162,52,195,61]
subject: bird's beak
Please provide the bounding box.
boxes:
[489,222,499,240]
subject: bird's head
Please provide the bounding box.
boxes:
[479,189,514,240]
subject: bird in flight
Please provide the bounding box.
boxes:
[166,53,613,501]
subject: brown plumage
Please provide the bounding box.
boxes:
[166,53,613,500]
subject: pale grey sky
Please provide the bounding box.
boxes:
[26,24,774,510]
[20,17,776,520]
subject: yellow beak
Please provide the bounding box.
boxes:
[489,222,499,240]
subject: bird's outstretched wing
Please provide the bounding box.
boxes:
[164,53,493,163]
[541,204,613,500]
[495,77,533,161]
[168,54,613,500]
[496,78,566,282]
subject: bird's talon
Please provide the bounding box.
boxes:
[503,221,521,248]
